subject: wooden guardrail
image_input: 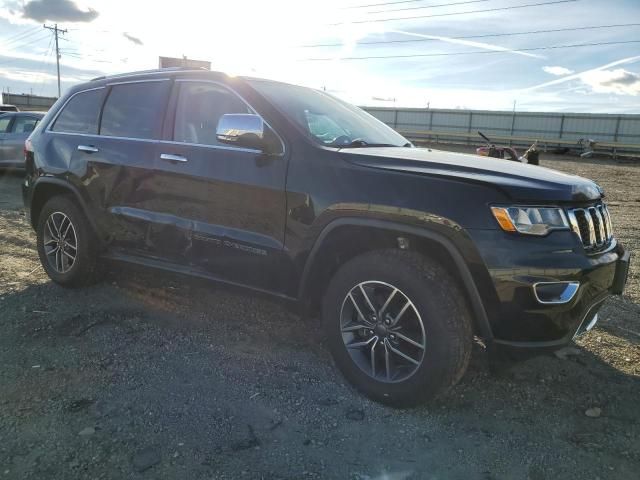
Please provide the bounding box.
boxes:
[398,129,640,159]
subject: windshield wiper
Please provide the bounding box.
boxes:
[338,138,403,148]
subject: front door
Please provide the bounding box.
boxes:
[151,79,289,292]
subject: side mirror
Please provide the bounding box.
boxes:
[216,114,265,151]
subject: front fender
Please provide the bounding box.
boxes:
[298,217,495,342]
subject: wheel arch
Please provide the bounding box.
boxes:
[298,218,493,341]
[29,178,99,238]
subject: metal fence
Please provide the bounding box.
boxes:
[2,93,57,112]
[363,107,640,155]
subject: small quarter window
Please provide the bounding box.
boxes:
[100,81,169,139]
[51,89,103,134]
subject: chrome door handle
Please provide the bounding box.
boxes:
[160,153,188,163]
[77,145,99,153]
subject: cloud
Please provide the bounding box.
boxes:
[542,66,573,76]
[523,55,640,92]
[123,32,143,46]
[22,0,99,23]
[580,69,640,96]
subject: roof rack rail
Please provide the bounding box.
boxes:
[90,66,210,82]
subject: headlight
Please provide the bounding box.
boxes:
[491,206,569,236]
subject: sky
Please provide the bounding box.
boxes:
[0,0,639,113]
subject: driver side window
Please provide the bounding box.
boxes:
[174,82,251,147]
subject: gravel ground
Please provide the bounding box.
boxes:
[0,151,639,480]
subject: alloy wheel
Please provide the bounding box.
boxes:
[339,281,426,383]
[43,211,78,274]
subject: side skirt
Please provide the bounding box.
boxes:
[101,250,298,304]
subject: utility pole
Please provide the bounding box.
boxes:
[43,23,67,97]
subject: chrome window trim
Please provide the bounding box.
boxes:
[160,139,261,154]
[44,130,263,155]
[174,78,286,156]
[46,86,105,134]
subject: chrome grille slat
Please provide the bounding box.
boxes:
[584,209,596,245]
[590,207,605,246]
[597,205,608,240]
[567,210,580,236]
[603,204,613,240]
[568,202,613,251]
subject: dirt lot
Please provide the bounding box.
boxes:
[1,151,639,480]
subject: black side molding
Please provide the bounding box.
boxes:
[30,177,100,237]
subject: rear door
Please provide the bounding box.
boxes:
[151,79,290,291]
[45,80,170,252]
[90,79,171,253]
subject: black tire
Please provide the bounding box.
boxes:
[322,249,472,407]
[36,195,102,287]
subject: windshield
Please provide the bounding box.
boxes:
[247,80,409,148]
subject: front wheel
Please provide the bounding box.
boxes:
[322,249,472,407]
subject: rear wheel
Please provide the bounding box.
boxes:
[36,195,102,287]
[322,249,472,407]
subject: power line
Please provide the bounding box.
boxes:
[297,23,640,48]
[299,39,640,60]
[2,28,48,49]
[343,0,454,9]
[329,0,579,25]
[368,0,489,14]
[1,32,51,53]
[0,25,41,45]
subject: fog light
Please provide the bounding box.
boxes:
[533,282,579,304]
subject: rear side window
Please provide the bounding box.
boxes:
[100,81,169,139]
[51,89,103,134]
[0,116,11,133]
[12,116,40,134]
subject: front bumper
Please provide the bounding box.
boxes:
[467,229,630,349]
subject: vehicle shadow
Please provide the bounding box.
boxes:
[2,269,639,478]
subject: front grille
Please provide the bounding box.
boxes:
[567,203,613,251]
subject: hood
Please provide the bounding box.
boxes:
[340,147,602,203]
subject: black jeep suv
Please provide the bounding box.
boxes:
[23,69,630,406]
